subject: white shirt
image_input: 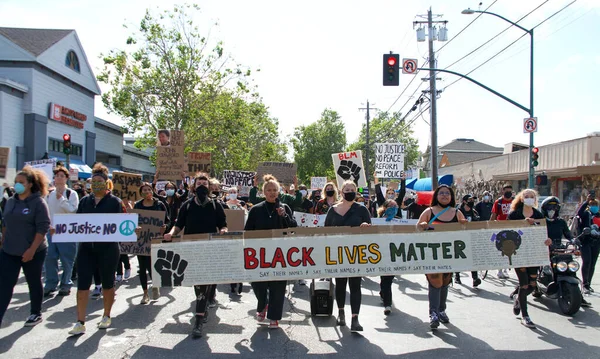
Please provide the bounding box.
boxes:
[45,187,79,226]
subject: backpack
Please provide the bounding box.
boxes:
[49,188,73,200]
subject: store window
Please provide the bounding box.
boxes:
[558,178,583,204]
[65,50,80,72]
[48,138,82,157]
[96,151,121,166]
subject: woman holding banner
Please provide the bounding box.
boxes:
[245,174,297,329]
[377,199,400,315]
[316,182,339,215]
[417,185,468,330]
[0,166,50,327]
[134,182,168,304]
[324,180,372,333]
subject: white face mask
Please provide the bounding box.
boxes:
[547,210,556,219]
[524,198,535,207]
[483,195,490,201]
[228,193,237,200]
[300,190,307,197]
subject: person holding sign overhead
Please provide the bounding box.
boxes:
[324,180,372,333]
[417,185,468,330]
[162,173,228,339]
[245,174,297,329]
[67,163,133,336]
[0,166,50,328]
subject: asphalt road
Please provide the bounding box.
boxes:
[1,260,599,359]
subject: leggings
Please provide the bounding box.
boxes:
[194,285,211,314]
[116,254,131,275]
[251,281,287,321]
[335,277,362,314]
[515,267,538,317]
[137,256,152,291]
[581,242,600,288]
[380,275,394,307]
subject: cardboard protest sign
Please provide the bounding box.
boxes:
[224,209,246,232]
[112,171,142,201]
[331,150,367,188]
[187,152,211,175]
[256,162,296,185]
[375,143,405,178]
[151,221,550,286]
[156,130,185,181]
[223,170,256,197]
[0,147,9,178]
[120,210,166,256]
[52,213,139,243]
[310,177,327,190]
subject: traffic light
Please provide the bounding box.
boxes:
[383,53,400,86]
[63,133,71,155]
[531,147,539,167]
[536,174,548,186]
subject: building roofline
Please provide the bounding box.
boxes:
[0,77,28,93]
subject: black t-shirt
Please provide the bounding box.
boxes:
[507,204,544,220]
[134,198,169,225]
[245,201,297,230]
[175,198,227,235]
[324,202,372,227]
[546,218,572,246]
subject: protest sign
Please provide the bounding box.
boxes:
[69,168,78,181]
[0,147,9,178]
[112,171,142,201]
[256,162,296,185]
[224,209,246,232]
[375,143,405,178]
[331,150,367,188]
[156,181,169,193]
[156,130,184,181]
[120,210,165,256]
[151,221,550,286]
[25,158,56,182]
[293,213,416,228]
[310,177,327,190]
[187,152,211,175]
[223,170,256,197]
[52,213,139,243]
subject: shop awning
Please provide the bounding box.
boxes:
[406,175,454,191]
[51,157,92,179]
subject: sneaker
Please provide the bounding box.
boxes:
[268,320,279,329]
[336,311,346,326]
[299,279,307,286]
[68,322,86,336]
[350,316,363,333]
[429,313,440,329]
[208,299,217,308]
[237,283,243,295]
[24,314,42,327]
[473,278,482,288]
[58,289,71,296]
[97,316,111,329]
[503,269,510,278]
[257,305,268,322]
[497,270,505,279]
[202,311,209,324]
[589,287,595,293]
[115,275,123,282]
[513,297,521,316]
[384,306,392,315]
[438,311,450,324]
[192,319,203,338]
[581,299,592,308]
[91,286,102,299]
[521,316,536,329]
[43,289,57,297]
[151,286,160,300]
[140,294,149,305]
[454,274,462,284]
[584,287,591,295]
[124,269,131,280]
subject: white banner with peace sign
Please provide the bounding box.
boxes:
[52,213,139,243]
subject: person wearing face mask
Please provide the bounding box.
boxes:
[293,184,312,213]
[578,198,600,295]
[224,186,245,293]
[153,175,189,233]
[316,182,339,215]
[0,166,50,328]
[163,174,228,338]
[324,180,372,332]
[133,183,168,304]
[308,190,321,214]
[376,199,399,315]
[209,179,229,209]
[245,175,297,329]
[491,184,515,279]
[1,187,15,213]
[507,189,550,329]
[373,172,406,218]
[455,194,481,287]
[475,191,494,221]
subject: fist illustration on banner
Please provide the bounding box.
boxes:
[337,160,361,184]
[154,249,188,287]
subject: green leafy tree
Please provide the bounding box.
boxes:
[290,109,347,185]
[348,111,420,183]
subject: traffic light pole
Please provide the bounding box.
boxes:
[66,153,71,187]
[427,8,439,190]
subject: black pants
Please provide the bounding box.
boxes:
[251,280,287,321]
[455,271,479,279]
[208,283,217,301]
[335,277,362,314]
[137,255,152,291]
[116,254,131,275]
[380,275,394,307]
[581,242,600,288]
[0,249,47,324]
[515,267,538,317]
[77,242,120,290]
[193,285,212,314]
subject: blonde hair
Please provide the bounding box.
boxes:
[321,182,339,200]
[340,180,357,194]
[511,188,538,211]
[262,174,280,193]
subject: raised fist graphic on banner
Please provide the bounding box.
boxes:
[154,249,188,287]
[337,160,361,185]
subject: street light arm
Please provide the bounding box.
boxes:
[467,10,531,33]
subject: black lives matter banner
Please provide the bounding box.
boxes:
[151,221,550,287]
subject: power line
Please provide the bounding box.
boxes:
[384,70,421,113]
[533,0,578,29]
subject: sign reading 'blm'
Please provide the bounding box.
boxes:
[375,143,405,179]
[112,171,142,202]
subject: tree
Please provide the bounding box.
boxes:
[348,111,420,184]
[290,109,347,185]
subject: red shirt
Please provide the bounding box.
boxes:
[492,198,513,221]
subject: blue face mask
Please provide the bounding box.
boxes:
[384,207,398,221]
[14,183,25,195]
[590,206,599,214]
[166,189,175,197]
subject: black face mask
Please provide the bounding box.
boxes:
[504,191,512,199]
[212,191,220,197]
[196,185,209,200]
[467,201,474,207]
[343,192,356,202]
[313,196,321,202]
[326,190,335,197]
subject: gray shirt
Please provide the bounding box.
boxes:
[1,192,50,256]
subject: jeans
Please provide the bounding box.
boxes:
[44,234,77,291]
[581,242,600,288]
[0,248,47,325]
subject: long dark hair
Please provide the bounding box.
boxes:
[431,184,456,208]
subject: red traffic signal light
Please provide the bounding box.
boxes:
[387,57,396,66]
[63,133,72,155]
[531,147,539,167]
[532,147,539,155]
[63,133,71,142]
[383,53,400,86]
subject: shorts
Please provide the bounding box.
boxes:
[76,242,120,290]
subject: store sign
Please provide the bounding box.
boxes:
[48,103,87,129]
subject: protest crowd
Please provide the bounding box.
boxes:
[0,137,599,341]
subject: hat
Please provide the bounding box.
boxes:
[462,194,473,202]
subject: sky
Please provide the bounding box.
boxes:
[1,0,599,157]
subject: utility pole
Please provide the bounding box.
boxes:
[359,101,378,189]
[414,8,447,189]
